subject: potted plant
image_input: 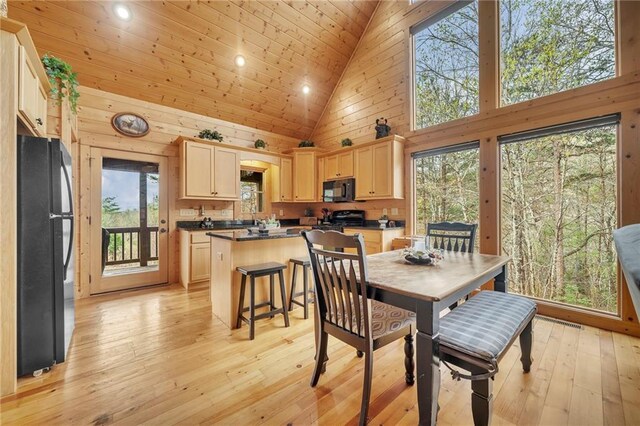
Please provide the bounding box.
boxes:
[341,138,353,147]
[41,54,80,114]
[378,214,389,229]
[254,139,266,149]
[198,129,224,142]
[298,140,315,148]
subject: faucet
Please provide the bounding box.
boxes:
[251,209,258,226]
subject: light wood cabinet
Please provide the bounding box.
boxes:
[317,157,325,201]
[293,151,316,202]
[179,230,211,289]
[324,150,354,181]
[343,227,406,255]
[280,157,293,202]
[180,140,240,200]
[17,46,47,137]
[190,244,211,282]
[354,136,404,200]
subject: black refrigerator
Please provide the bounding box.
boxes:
[17,136,75,376]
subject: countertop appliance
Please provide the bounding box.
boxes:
[17,136,75,376]
[312,210,366,232]
[323,178,356,203]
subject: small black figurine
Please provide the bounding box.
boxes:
[375,117,391,139]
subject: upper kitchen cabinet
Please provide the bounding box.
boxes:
[280,157,293,202]
[2,18,52,139]
[17,46,47,137]
[354,135,405,200]
[179,139,240,200]
[323,150,354,181]
[287,149,320,202]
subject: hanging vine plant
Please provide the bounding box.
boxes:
[41,54,80,114]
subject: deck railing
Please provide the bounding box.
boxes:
[104,226,159,266]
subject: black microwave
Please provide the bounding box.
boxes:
[323,178,356,202]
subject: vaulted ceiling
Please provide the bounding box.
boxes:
[8,1,379,140]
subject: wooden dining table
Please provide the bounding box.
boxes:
[359,249,510,425]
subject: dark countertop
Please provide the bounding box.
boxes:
[206,228,304,242]
[343,226,405,232]
[177,219,300,231]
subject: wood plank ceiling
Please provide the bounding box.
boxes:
[7,1,379,140]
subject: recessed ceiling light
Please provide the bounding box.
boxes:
[113,3,131,21]
[235,55,246,67]
[302,84,311,95]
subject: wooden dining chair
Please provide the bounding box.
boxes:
[427,221,478,253]
[427,222,478,310]
[301,230,415,426]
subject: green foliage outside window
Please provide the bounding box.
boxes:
[413,0,617,312]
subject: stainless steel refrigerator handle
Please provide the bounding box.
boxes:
[61,157,74,216]
[62,217,74,282]
[61,158,74,281]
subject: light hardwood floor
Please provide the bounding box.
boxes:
[1,283,640,425]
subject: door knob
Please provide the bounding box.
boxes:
[36,118,43,126]
[160,219,166,224]
[160,228,167,233]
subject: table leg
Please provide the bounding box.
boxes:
[494,265,508,293]
[416,301,440,426]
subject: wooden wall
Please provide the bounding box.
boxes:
[74,86,301,296]
[311,0,640,335]
[8,1,378,140]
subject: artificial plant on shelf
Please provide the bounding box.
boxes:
[254,139,266,149]
[198,129,224,142]
[298,140,315,148]
[341,138,353,147]
[41,54,80,114]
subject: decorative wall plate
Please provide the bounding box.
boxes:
[111,112,150,137]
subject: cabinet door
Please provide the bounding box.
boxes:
[18,46,39,130]
[317,157,325,201]
[280,157,293,202]
[184,141,214,197]
[354,146,373,199]
[324,155,338,180]
[337,151,354,178]
[35,83,48,137]
[213,146,240,199]
[293,152,316,201]
[372,142,392,197]
[190,243,211,282]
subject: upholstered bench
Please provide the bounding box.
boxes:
[439,290,537,426]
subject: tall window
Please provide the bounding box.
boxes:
[413,1,479,129]
[413,143,480,237]
[500,0,615,106]
[240,169,264,214]
[500,117,618,313]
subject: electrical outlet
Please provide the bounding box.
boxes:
[220,209,231,217]
[391,208,399,216]
[382,208,388,216]
[179,209,196,216]
[279,209,284,216]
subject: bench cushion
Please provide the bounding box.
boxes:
[439,291,536,363]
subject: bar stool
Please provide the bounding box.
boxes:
[236,262,290,340]
[288,257,314,319]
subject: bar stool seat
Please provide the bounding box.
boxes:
[236,262,290,340]
[289,257,314,319]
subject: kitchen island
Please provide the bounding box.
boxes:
[207,229,309,329]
